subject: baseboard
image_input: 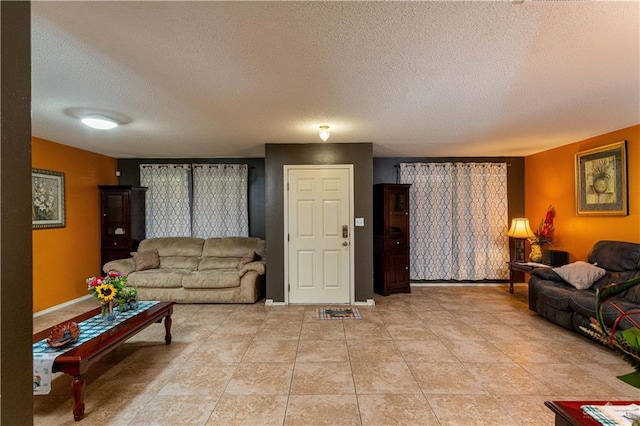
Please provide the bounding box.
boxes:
[266,298,375,306]
[353,299,375,306]
[410,282,506,287]
[33,294,93,318]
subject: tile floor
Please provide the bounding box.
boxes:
[33,284,640,425]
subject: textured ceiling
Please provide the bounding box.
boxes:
[31,1,640,158]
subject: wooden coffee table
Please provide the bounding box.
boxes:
[545,400,640,425]
[33,301,175,421]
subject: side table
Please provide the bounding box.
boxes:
[508,262,550,294]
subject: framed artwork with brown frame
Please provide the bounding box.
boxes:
[32,168,66,229]
[575,141,627,216]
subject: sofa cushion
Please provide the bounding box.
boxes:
[132,249,160,271]
[202,237,266,258]
[588,240,640,272]
[552,261,606,290]
[138,237,205,257]
[569,291,640,329]
[159,256,200,270]
[623,274,640,304]
[182,270,241,289]
[198,257,241,270]
[127,269,188,288]
[592,270,636,290]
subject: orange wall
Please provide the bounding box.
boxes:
[525,125,640,262]
[32,137,117,312]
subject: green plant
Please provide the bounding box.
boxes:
[580,277,640,387]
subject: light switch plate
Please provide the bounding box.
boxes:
[355,217,364,227]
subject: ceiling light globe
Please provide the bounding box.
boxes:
[81,115,118,130]
[319,125,330,142]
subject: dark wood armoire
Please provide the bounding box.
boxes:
[373,183,411,296]
[99,185,146,266]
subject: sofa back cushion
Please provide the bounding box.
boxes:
[198,257,240,270]
[160,256,200,270]
[202,237,266,259]
[138,237,205,257]
[588,240,640,272]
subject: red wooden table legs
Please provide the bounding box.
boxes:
[72,375,85,421]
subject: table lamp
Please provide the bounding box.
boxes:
[507,218,534,262]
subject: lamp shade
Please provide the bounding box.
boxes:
[507,218,534,239]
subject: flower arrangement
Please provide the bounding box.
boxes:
[530,205,555,246]
[86,272,137,317]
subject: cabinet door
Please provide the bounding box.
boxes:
[386,188,409,240]
[101,191,131,240]
[384,251,410,291]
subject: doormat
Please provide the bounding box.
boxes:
[316,307,362,320]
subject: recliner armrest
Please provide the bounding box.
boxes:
[102,258,135,275]
[530,267,563,282]
[238,260,266,277]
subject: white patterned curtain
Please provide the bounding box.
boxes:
[192,164,249,238]
[140,164,192,237]
[399,162,509,280]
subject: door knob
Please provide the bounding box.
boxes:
[342,241,349,246]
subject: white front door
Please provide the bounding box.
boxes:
[285,166,353,304]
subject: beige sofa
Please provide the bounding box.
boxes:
[102,237,266,303]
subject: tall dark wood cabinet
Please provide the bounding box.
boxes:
[373,184,411,296]
[99,185,147,266]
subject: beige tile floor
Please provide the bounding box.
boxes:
[33,284,640,425]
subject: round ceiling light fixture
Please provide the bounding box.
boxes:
[319,125,330,142]
[81,114,119,130]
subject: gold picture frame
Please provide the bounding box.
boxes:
[32,168,66,229]
[575,141,627,216]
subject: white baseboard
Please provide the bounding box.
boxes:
[33,294,93,318]
[266,298,375,306]
[353,299,375,306]
[410,282,507,287]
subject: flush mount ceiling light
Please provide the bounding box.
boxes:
[319,125,330,142]
[81,114,119,130]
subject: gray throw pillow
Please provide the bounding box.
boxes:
[552,261,606,290]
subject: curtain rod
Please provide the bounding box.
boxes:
[139,163,253,169]
[394,162,511,167]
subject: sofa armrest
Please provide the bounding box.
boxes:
[102,258,135,275]
[239,261,266,277]
[530,267,564,282]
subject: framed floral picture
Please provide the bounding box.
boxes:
[575,141,627,216]
[32,169,65,228]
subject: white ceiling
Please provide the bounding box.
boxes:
[31,1,640,159]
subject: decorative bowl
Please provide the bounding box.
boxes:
[46,322,80,348]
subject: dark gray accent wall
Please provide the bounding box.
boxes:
[265,143,374,303]
[1,1,34,423]
[373,157,526,220]
[117,158,266,239]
